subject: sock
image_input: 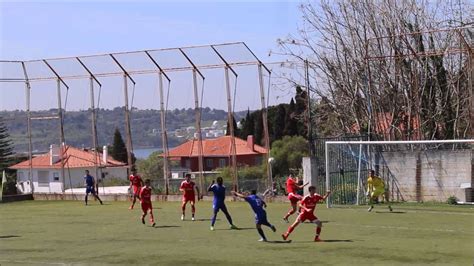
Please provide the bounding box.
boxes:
[150,212,155,223]
[181,203,186,213]
[286,225,295,235]
[211,214,217,226]
[222,208,233,225]
[191,205,195,215]
[257,228,266,240]
[316,226,321,236]
[225,213,233,225]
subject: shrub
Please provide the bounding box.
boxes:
[447,196,458,205]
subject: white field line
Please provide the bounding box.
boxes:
[0,259,70,265]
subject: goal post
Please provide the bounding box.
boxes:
[324,139,474,208]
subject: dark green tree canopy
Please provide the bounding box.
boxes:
[0,117,18,196]
[270,135,309,177]
[225,114,240,137]
[283,98,298,137]
[239,109,254,139]
[110,128,128,164]
[0,117,14,171]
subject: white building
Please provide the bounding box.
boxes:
[10,145,128,194]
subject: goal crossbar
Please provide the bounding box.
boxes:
[324,139,473,207]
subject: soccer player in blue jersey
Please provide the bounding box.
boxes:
[232,190,276,242]
[84,170,103,206]
[208,177,237,231]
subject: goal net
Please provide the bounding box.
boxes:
[323,140,473,207]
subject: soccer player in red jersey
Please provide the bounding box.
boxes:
[179,173,200,221]
[139,179,155,227]
[282,186,330,242]
[283,175,308,222]
[129,169,143,210]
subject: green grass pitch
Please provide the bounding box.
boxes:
[0,200,473,265]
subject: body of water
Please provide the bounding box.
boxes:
[134,148,162,159]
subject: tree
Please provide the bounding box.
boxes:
[283,99,298,136]
[254,111,263,145]
[270,136,309,177]
[0,117,14,171]
[271,104,286,142]
[294,86,307,115]
[0,117,17,195]
[315,97,339,137]
[225,114,240,137]
[136,151,164,181]
[278,1,471,140]
[239,109,254,139]
[110,128,128,164]
[294,86,308,137]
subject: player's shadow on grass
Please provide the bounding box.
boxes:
[153,225,181,229]
[214,227,254,231]
[299,239,353,243]
[321,239,353,243]
[375,211,406,214]
[267,240,292,244]
[0,235,20,239]
[190,218,215,222]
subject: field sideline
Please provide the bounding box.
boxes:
[0,200,473,265]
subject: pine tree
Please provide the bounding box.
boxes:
[272,104,286,141]
[225,114,240,137]
[0,117,17,195]
[294,86,308,136]
[254,111,263,145]
[240,109,254,139]
[0,117,14,171]
[294,86,307,115]
[284,98,298,136]
[110,128,128,163]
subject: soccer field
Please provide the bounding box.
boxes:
[0,200,473,265]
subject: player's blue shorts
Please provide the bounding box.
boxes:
[86,186,96,194]
[255,211,269,225]
[213,202,228,213]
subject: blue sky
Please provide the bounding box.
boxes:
[0,1,304,111]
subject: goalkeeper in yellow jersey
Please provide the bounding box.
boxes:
[366,170,392,212]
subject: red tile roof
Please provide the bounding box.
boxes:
[9,146,127,169]
[168,136,267,158]
[351,112,422,140]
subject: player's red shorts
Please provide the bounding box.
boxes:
[141,202,152,212]
[288,193,302,204]
[182,195,195,204]
[297,211,317,222]
[132,185,141,196]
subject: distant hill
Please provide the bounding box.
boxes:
[0,108,247,153]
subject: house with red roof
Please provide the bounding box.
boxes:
[9,144,128,194]
[168,135,267,172]
[351,112,422,140]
